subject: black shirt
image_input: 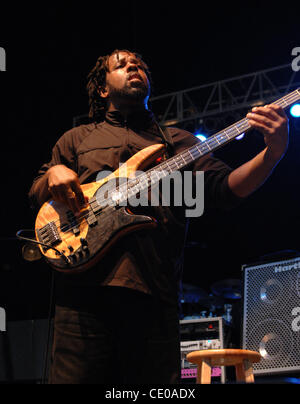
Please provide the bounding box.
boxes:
[29,110,242,308]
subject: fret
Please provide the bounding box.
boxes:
[167,161,178,173]
[235,120,249,134]
[164,160,173,173]
[233,123,245,135]
[148,168,171,187]
[275,90,300,108]
[279,97,288,107]
[181,154,187,165]
[207,137,219,148]
[139,176,149,190]
[215,135,221,145]
[217,132,227,143]
[145,172,153,187]
[189,146,202,160]
[200,142,210,152]
[173,157,181,169]
[158,169,168,179]
[234,124,241,135]
[224,130,230,140]
[188,149,195,160]
[153,170,161,181]
[177,156,186,168]
[227,129,237,140]
[111,88,300,206]
[183,151,194,164]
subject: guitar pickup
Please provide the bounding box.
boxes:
[66,211,80,236]
[90,196,108,214]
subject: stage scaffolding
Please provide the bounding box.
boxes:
[73,63,300,134]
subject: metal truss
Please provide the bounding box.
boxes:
[151,63,300,131]
[73,63,300,132]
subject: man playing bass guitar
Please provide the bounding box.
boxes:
[29,49,289,384]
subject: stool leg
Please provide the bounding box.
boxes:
[235,360,255,384]
[197,360,212,384]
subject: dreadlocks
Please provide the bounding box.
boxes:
[86,49,152,123]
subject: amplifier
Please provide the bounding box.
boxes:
[180,317,225,383]
[242,256,300,376]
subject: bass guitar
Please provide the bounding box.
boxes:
[34,88,300,273]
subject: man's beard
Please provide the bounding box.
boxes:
[108,82,150,105]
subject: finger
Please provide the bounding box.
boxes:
[247,112,274,129]
[247,119,270,136]
[48,186,63,204]
[251,105,280,122]
[48,185,77,213]
[267,104,288,119]
[56,185,79,213]
[71,181,87,209]
[66,191,81,213]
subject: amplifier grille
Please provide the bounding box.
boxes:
[242,257,300,375]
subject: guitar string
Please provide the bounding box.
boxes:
[46,89,300,233]
[41,90,300,239]
[44,90,300,235]
[116,89,300,190]
[64,90,300,221]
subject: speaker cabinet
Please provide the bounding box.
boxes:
[242,256,300,376]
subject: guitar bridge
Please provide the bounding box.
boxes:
[37,221,62,251]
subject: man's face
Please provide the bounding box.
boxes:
[101,51,151,105]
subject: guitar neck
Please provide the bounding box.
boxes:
[147,88,300,177]
[119,88,300,201]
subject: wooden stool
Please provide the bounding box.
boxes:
[186,349,262,384]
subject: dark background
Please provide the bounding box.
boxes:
[0,2,299,320]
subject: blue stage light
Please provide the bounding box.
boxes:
[290,104,300,118]
[195,134,207,142]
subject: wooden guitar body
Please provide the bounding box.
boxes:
[34,88,300,274]
[35,143,165,273]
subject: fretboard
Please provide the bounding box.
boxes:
[109,88,300,203]
[151,88,300,177]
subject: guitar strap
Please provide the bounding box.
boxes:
[155,120,175,158]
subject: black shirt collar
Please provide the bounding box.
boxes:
[105,109,155,130]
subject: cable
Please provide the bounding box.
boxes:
[16,230,71,266]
